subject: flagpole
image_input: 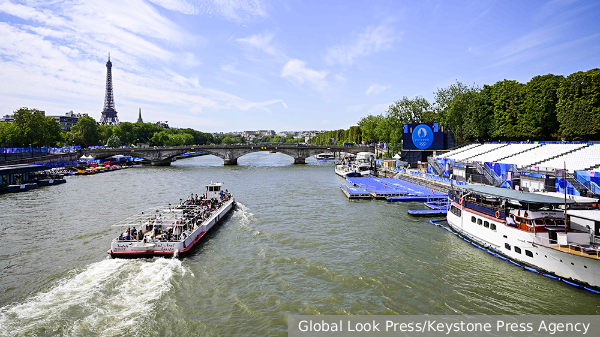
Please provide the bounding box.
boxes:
[564,162,568,233]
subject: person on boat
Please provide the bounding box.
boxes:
[506,216,517,227]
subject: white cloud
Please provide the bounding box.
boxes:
[148,0,268,22]
[147,0,199,14]
[281,102,288,109]
[281,59,328,91]
[365,84,389,96]
[236,32,285,59]
[326,22,398,65]
[0,0,283,128]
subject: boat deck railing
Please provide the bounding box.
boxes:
[531,235,600,259]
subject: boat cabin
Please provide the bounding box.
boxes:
[206,182,223,200]
[507,210,566,233]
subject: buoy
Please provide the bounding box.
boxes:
[495,211,500,219]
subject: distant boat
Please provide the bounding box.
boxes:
[315,153,335,160]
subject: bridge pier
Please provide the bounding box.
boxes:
[294,157,306,164]
[151,159,172,166]
[223,158,238,165]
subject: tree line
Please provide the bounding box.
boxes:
[311,68,600,148]
[0,109,220,147]
[0,109,308,148]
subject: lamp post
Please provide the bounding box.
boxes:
[29,143,32,159]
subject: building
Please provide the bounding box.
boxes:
[1,115,14,122]
[155,121,169,128]
[48,111,88,131]
[241,131,257,139]
[257,130,276,136]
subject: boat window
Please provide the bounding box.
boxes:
[490,223,496,231]
[525,250,533,258]
[505,243,511,250]
[555,220,565,227]
[546,219,555,226]
[484,221,489,228]
[471,216,476,223]
[535,219,545,226]
[477,219,482,225]
[515,247,522,254]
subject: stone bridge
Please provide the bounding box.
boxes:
[83,145,372,166]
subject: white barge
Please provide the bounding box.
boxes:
[108,182,234,258]
[448,185,600,289]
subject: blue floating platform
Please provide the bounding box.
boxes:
[386,195,447,202]
[346,177,447,200]
[408,209,448,216]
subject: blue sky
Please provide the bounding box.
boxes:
[0,0,599,133]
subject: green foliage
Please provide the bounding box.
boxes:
[151,129,195,146]
[309,127,363,145]
[557,68,600,140]
[106,134,121,148]
[7,107,63,147]
[434,81,481,144]
[98,124,114,145]
[70,116,99,147]
[522,74,563,139]
[358,114,382,143]
[0,120,20,145]
[489,80,525,140]
[253,134,304,143]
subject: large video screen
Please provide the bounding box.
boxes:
[402,123,445,150]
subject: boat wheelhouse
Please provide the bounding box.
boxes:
[447,184,600,288]
[108,182,235,258]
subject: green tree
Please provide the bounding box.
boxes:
[557,68,600,140]
[113,122,135,145]
[434,81,480,144]
[0,121,20,145]
[521,74,563,140]
[106,134,121,148]
[358,114,383,143]
[70,116,99,147]
[98,124,114,145]
[489,80,525,140]
[12,107,62,146]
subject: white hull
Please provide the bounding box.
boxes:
[447,202,600,288]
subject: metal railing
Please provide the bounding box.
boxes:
[531,234,600,259]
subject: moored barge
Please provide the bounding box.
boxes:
[448,184,600,289]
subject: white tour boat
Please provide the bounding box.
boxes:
[447,184,600,289]
[108,182,235,258]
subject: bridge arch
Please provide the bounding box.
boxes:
[83,145,371,166]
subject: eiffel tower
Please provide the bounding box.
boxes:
[100,53,119,125]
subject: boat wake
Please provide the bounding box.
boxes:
[233,202,255,232]
[0,258,189,337]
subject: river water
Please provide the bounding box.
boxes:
[1,153,599,336]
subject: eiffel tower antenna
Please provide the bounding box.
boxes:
[100,53,119,125]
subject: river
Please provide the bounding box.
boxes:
[1,152,599,336]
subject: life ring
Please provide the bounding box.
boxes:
[459,198,463,205]
[495,211,500,219]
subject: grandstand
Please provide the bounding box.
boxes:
[536,145,600,172]
[496,143,587,168]
[437,143,480,158]
[468,143,541,163]
[445,143,507,161]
